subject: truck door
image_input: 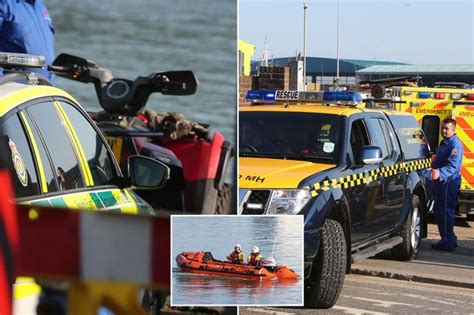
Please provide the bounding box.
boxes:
[367,117,405,232]
[347,118,385,243]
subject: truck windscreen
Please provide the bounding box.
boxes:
[239,111,342,163]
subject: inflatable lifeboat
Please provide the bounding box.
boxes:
[175,251,299,280]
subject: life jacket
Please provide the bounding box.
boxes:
[248,253,262,266]
[228,251,243,263]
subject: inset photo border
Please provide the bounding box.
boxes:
[171,215,304,307]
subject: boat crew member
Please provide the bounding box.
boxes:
[0,0,56,83]
[431,118,463,251]
[226,244,244,264]
[248,246,262,266]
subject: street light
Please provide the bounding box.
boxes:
[336,0,340,84]
[303,2,307,91]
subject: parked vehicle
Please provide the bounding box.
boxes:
[49,53,234,214]
[0,52,169,312]
[239,90,434,308]
[0,52,167,213]
[363,80,474,220]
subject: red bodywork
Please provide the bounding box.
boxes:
[164,133,225,182]
[0,170,16,314]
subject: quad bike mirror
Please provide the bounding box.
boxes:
[153,71,198,96]
[51,53,113,84]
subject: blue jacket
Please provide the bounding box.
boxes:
[0,0,55,82]
[433,134,463,182]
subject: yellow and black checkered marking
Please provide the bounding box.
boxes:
[304,158,431,197]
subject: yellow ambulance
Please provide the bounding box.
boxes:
[365,85,474,220]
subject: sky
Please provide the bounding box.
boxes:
[239,0,474,65]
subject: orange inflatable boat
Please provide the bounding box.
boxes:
[175,251,299,280]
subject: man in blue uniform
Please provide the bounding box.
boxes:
[431,118,463,251]
[0,0,55,82]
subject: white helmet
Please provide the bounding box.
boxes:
[235,244,241,250]
[252,245,259,253]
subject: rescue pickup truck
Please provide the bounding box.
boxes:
[239,91,434,309]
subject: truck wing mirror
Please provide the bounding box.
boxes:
[128,155,170,189]
[357,146,383,165]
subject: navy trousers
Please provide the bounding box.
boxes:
[433,177,460,247]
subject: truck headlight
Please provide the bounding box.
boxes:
[266,189,311,215]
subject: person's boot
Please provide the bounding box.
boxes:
[431,241,454,251]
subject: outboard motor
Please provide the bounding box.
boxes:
[261,257,278,272]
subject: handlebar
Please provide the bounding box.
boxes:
[49,53,198,116]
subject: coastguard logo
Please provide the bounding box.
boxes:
[9,139,28,187]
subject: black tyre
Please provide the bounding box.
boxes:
[141,290,166,315]
[371,84,386,99]
[305,219,346,309]
[466,212,474,222]
[215,183,234,214]
[36,289,66,315]
[392,195,422,260]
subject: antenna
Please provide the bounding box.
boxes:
[271,237,277,257]
[261,37,270,67]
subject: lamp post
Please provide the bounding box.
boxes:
[336,0,340,84]
[303,2,307,91]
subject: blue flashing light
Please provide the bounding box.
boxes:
[246,90,276,103]
[322,91,362,105]
[0,52,46,68]
[418,92,431,99]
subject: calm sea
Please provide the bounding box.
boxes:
[172,216,303,306]
[47,0,236,146]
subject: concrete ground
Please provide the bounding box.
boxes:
[352,217,474,289]
[241,274,474,314]
[241,217,474,315]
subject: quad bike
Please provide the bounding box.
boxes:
[49,53,234,214]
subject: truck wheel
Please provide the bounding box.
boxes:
[141,290,166,314]
[466,212,474,222]
[392,195,422,260]
[215,183,234,214]
[305,219,346,309]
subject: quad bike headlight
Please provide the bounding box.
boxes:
[266,189,311,215]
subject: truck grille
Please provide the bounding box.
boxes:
[242,190,271,215]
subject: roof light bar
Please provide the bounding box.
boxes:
[246,90,362,105]
[451,93,463,100]
[246,90,325,104]
[322,91,363,105]
[245,90,276,103]
[299,91,325,102]
[434,92,445,99]
[418,92,431,99]
[0,52,46,69]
